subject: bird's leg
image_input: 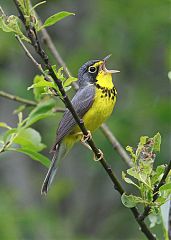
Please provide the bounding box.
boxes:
[79,131,103,161]
[80,130,92,150]
[93,149,104,161]
[81,130,92,142]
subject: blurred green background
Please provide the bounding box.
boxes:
[0,0,170,239]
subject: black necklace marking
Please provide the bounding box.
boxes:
[95,83,117,100]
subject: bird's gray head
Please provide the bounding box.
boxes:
[77,55,119,88]
[78,59,100,88]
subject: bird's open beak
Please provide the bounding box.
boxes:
[101,54,120,74]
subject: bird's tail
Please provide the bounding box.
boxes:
[41,144,60,194]
[41,136,76,194]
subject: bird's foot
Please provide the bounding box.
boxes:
[81,130,92,142]
[93,149,104,161]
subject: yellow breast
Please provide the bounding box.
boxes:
[82,85,116,132]
[69,71,117,138]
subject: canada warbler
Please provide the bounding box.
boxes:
[41,55,119,194]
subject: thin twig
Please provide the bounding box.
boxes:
[13,2,156,239]
[139,159,171,221]
[0,90,36,106]
[101,123,132,166]
[15,34,45,76]
[52,107,65,113]
[41,28,71,78]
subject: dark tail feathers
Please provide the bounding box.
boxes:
[41,144,59,195]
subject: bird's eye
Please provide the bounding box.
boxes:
[88,66,97,73]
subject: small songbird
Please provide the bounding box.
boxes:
[41,55,119,194]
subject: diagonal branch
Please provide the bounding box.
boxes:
[0,90,36,106]
[139,159,171,221]
[101,123,132,166]
[13,2,156,239]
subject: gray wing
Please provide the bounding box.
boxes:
[51,85,95,150]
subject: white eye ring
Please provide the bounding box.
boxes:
[88,66,97,73]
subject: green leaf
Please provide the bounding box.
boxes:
[136,135,148,158]
[0,16,30,42]
[127,168,141,181]
[40,11,75,29]
[122,171,140,188]
[32,75,46,101]
[153,132,161,152]
[152,165,165,184]
[126,146,136,161]
[25,99,56,127]
[0,122,11,129]
[13,128,45,151]
[52,66,65,82]
[3,128,17,142]
[14,148,50,167]
[159,183,171,192]
[28,76,58,91]
[140,136,148,145]
[121,193,142,208]
[156,197,168,205]
[63,77,78,88]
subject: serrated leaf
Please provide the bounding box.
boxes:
[153,132,161,152]
[14,148,50,167]
[121,193,142,208]
[13,128,45,151]
[40,11,75,29]
[63,77,78,88]
[25,99,56,127]
[0,122,11,129]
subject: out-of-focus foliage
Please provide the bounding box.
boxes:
[122,133,170,235]
[0,0,170,239]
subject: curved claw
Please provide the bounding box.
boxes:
[94,149,104,161]
[81,130,92,143]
